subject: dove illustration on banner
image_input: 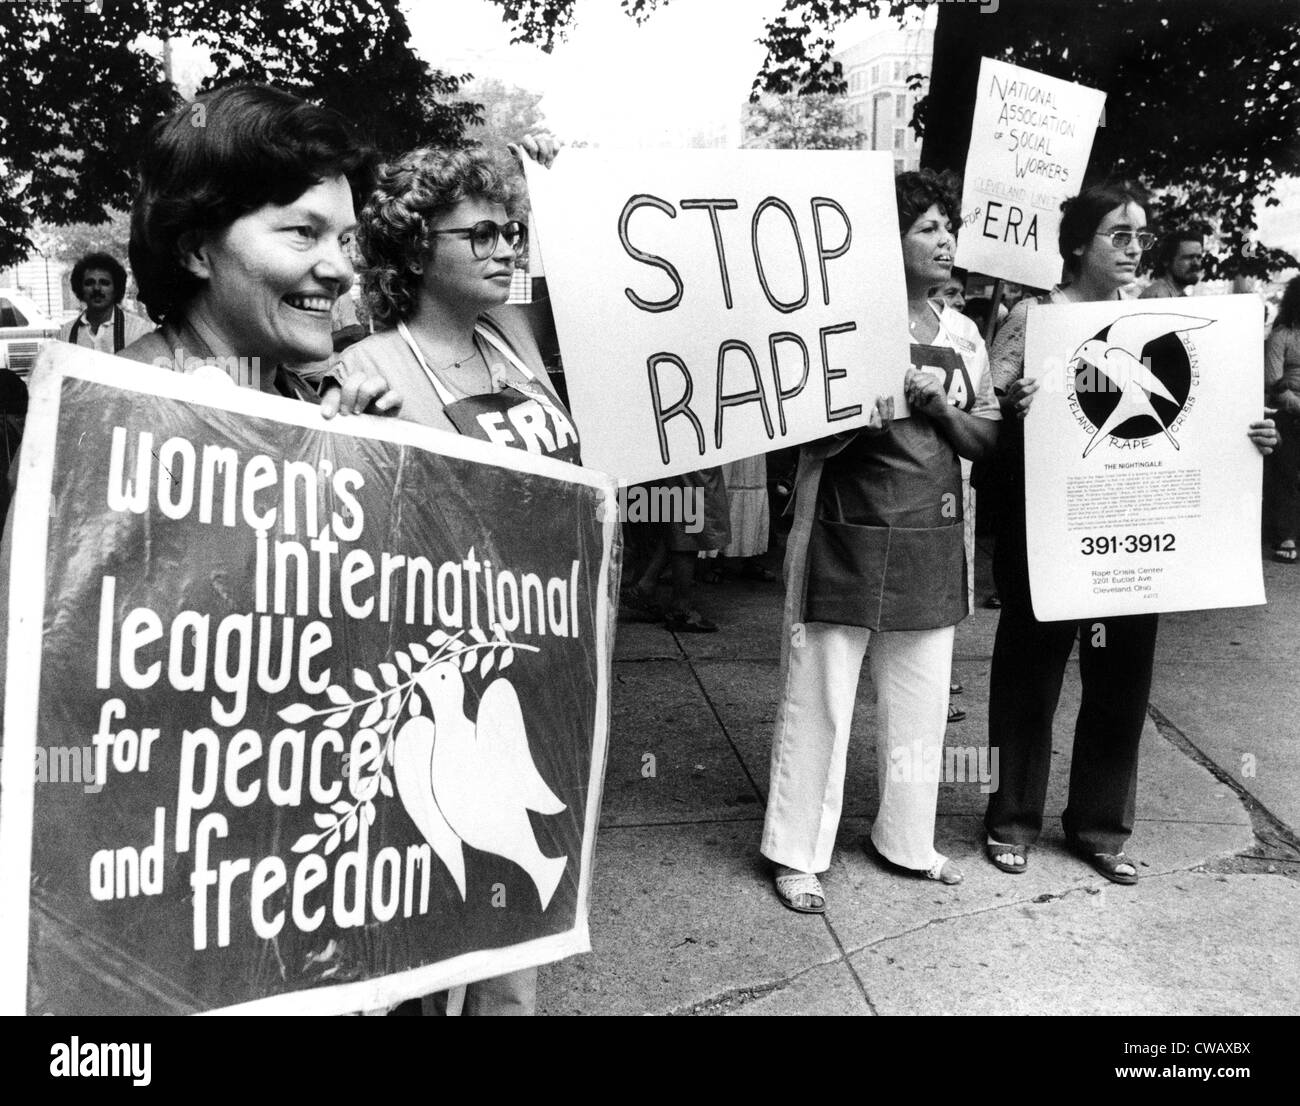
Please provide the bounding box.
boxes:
[1074,312,1211,458]
[393,662,568,910]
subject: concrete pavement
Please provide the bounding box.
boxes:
[537,552,1300,1015]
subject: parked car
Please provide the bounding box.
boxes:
[0,288,59,378]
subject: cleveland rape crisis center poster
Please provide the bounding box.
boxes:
[956,58,1106,290]
[0,346,619,1015]
[526,150,909,484]
[1022,295,1266,621]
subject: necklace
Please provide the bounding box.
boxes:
[433,345,480,375]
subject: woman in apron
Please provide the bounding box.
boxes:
[761,169,1002,914]
[338,142,570,1015]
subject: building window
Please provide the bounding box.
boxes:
[894,127,905,151]
[894,60,905,81]
[871,64,879,84]
[895,95,905,120]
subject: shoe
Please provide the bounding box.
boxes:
[924,855,963,885]
[1273,542,1298,563]
[773,866,825,913]
[619,584,663,621]
[1071,845,1138,885]
[735,561,778,582]
[949,680,963,695]
[947,703,966,724]
[985,839,1029,874]
[984,594,1002,609]
[663,608,718,633]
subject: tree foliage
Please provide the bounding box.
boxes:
[0,0,480,268]
[457,77,546,147]
[485,0,1300,273]
[743,93,863,151]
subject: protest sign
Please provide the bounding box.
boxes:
[1023,295,1265,620]
[956,58,1106,290]
[0,345,618,1015]
[525,150,909,484]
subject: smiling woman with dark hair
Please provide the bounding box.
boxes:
[121,83,395,414]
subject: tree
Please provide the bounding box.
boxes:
[743,93,864,150]
[484,0,1300,274]
[458,77,546,147]
[0,0,481,268]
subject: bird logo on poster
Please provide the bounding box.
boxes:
[1069,312,1210,457]
[392,663,569,910]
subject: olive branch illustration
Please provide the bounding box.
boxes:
[279,624,538,857]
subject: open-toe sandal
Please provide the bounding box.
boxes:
[1274,542,1298,564]
[985,839,1029,874]
[924,855,964,885]
[1073,847,1138,885]
[773,867,825,914]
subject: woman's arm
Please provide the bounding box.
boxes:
[904,367,999,461]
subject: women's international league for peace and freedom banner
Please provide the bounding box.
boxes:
[1022,295,1266,621]
[525,150,910,485]
[0,345,619,1015]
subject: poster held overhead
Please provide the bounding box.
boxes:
[1022,295,1266,621]
[0,344,618,1015]
[525,150,910,485]
[956,58,1106,290]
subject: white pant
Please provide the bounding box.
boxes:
[761,621,954,874]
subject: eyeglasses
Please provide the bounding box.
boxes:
[429,220,528,260]
[1095,230,1157,250]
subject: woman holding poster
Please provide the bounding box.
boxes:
[339,141,568,1015]
[761,170,1001,914]
[121,84,395,416]
[983,182,1277,883]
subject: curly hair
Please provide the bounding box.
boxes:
[357,147,525,327]
[895,168,961,235]
[129,84,374,324]
[71,252,128,304]
[1156,226,1204,272]
[1058,180,1151,277]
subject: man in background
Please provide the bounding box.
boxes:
[1140,230,1204,299]
[58,251,151,353]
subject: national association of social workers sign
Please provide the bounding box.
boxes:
[0,344,619,1015]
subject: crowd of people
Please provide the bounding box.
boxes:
[1,78,1290,1014]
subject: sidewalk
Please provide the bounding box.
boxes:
[537,557,1300,1015]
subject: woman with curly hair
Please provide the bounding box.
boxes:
[760,169,1001,913]
[338,139,566,1016]
[337,141,574,461]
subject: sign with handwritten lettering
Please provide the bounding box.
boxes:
[1022,295,1265,619]
[956,59,1106,290]
[0,344,618,1015]
[525,151,909,484]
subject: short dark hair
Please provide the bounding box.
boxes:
[1157,228,1204,271]
[129,83,374,324]
[70,252,127,304]
[895,168,961,234]
[1276,274,1300,331]
[1059,180,1151,277]
[358,147,524,327]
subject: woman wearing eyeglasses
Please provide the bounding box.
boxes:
[337,141,568,1017]
[336,143,575,466]
[982,181,1278,884]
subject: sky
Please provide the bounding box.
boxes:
[401,0,901,147]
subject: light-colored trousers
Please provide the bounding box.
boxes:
[761,621,955,874]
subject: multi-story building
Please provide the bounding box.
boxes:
[834,21,935,173]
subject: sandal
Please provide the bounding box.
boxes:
[1274,542,1298,564]
[924,855,964,885]
[949,680,963,695]
[663,608,718,633]
[985,839,1029,874]
[946,703,966,724]
[773,866,825,914]
[1072,846,1138,885]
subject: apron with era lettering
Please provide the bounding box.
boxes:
[397,320,581,464]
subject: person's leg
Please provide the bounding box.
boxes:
[868,625,956,872]
[983,600,1079,854]
[426,967,537,1016]
[1062,614,1160,858]
[1266,411,1300,552]
[761,622,871,874]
